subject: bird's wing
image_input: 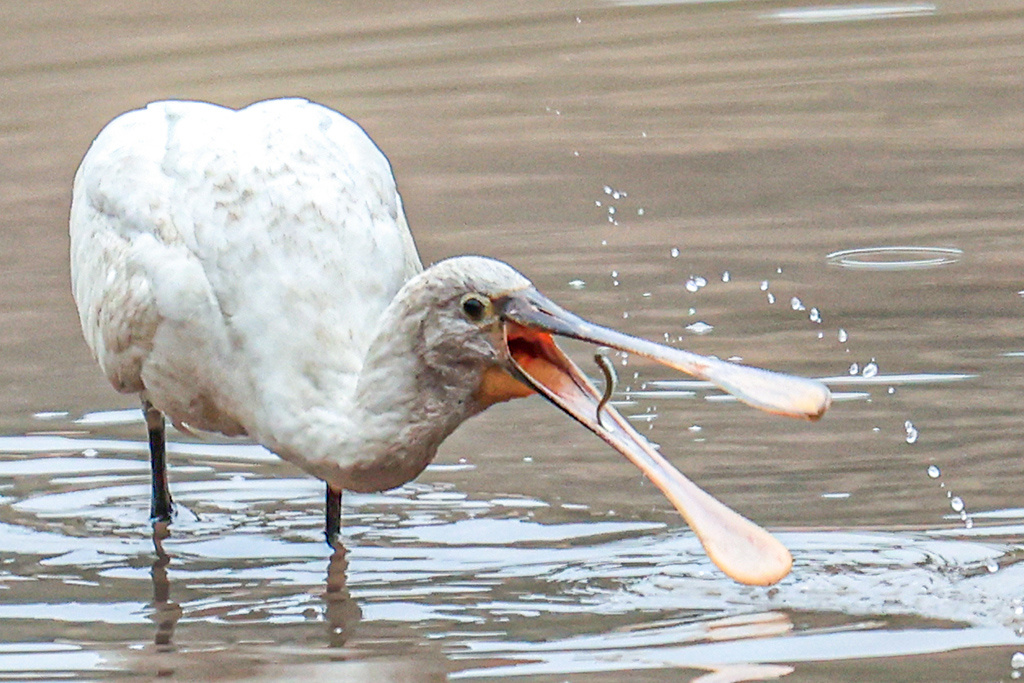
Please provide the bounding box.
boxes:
[70,98,422,432]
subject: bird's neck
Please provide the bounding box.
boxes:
[260,306,483,494]
[345,359,480,492]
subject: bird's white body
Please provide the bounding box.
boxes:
[71,99,436,489]
[72,98,831,586]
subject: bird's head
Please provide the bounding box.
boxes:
[363,255,831,586]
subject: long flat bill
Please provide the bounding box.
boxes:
[500,289,831,421]
[505,325,792,586]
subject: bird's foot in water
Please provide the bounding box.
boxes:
[150,500,174,525]
[326,532,344,550]
[149,502,199,528]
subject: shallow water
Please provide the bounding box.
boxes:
[3,0,1024,680]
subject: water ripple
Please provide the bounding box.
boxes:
[825,246,963,270]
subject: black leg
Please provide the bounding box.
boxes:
[325,484,342,547]
[143,398,173,522]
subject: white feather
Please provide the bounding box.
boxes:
[71,98,423,458]
[71,100,825,586]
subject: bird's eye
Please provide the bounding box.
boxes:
[460,293,489,321]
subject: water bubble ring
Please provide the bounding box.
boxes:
[826,246,963,270]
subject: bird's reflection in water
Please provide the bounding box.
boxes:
[148,523,181,651]
[145,528,362,652]
[324,545,363,646]
[136,531,443,680]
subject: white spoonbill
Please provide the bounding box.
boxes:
[70,99,830,586]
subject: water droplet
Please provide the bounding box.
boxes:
[722,271,730,282]
[83,448,99,458]
[766,293,776,304]
[523,456,533,463]
[622,311,629,319]
[888,386,895,394]
[817,331,824,339]
[688,308,696,315]
[603,185,613,195]
[685,279,699,293]
[608,206,616,215]
[686,321,714,335]
[1012,652,1024,669]
[637,208,645,216]
[964,516,973,529]
[838,328,848,343]
[612,191,621,200]
[862,361,878,378]
[950,496,964,512]
[986,559,999,573]
[670,247,679,258]
[688,424,702,432]
[612,280,619,287]
[790,297,806,311]
[905,420,919,444]
[595,200,602,207]
[848,362,860,375]
[760,280,769,291]
[601,240,607,246]
[927,465,940,478]
[776,267,783,274]
[809,308,821,323]
[568,279,586,289]
[611,270,618,278]
[642,292,652,297]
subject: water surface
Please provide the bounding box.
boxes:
[2,1,1024,680]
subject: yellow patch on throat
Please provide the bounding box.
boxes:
[475,366,535,407]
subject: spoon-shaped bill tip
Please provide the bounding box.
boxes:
[691,354,832,421]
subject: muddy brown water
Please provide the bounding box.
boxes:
[2,1,1024,680]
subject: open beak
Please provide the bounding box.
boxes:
[495,288,831,586]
